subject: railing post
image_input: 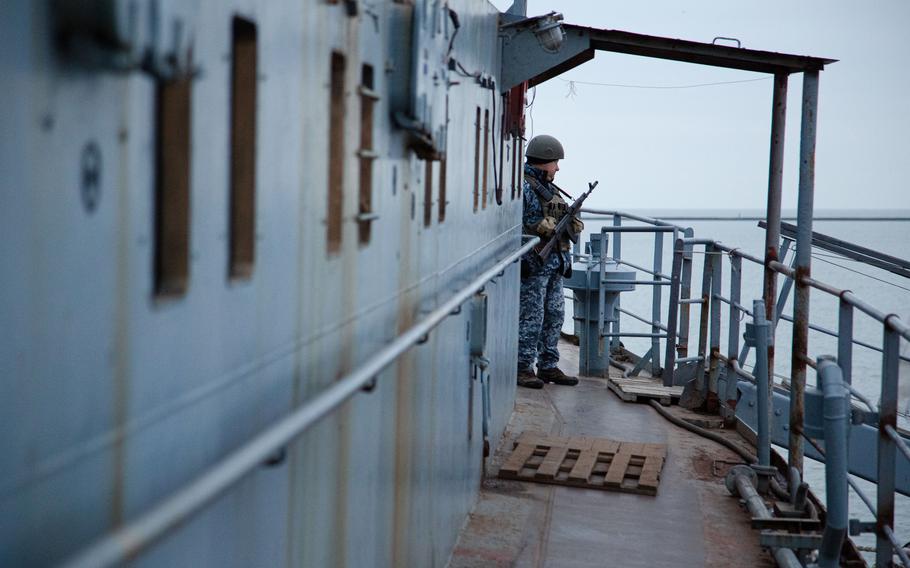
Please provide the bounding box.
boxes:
[678,227,695,359]
[837,298,853,386]
[708,247,723,404]
[611,214,622,350]
[724,255,743,418]
[694,243,714,397]
[876,324,900,567]
[651,231,664,374]
[664,238,685,387]
[789,69,819,475]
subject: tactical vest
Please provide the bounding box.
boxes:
[525,173,572,252]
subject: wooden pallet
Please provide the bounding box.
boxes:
[607,376,683,406]
[498,432,667,495]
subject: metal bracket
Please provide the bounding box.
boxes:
[759,531,822,550]
[849,519,876,536]
[851,407,879,426]
[500,17,592,91]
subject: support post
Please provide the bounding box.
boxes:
[789,69,819,474]
[876,325,900,567]
[651,231,664,374]
[724,255,742,417]
[678,227,695,359]
[763,72,788,429]
[664,238,685,386]
[708,249,723,402]
[611,214,622,349]
[694,243,714,396]
[837,298,853,386]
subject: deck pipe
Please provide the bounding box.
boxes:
[752,300,772,468]
[727,466,802,568]
[815,356,849,568]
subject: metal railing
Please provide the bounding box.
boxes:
[581,209,910,565]
[668,237,910,567]
[60,237,540,568]
[581,210,693,376]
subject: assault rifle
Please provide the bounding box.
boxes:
[537,180,599,261]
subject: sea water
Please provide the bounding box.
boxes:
[570,209,910,560]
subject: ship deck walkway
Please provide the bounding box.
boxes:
[449,340,774,567]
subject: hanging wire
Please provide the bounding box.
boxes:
[810,254,910,293]
[783,243,910,292]
[526,87,536,138]
[558,76,771,90]
[489,87,502,204]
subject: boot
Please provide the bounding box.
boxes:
[517,367,544,389]
[538,367,578,386]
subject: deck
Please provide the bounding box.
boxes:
[448,340,775,568]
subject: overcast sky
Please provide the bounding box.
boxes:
[489,1,910,211]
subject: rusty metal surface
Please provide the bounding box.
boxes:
[450,341,775,568]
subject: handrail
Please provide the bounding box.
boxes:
[60,236,540,568]
[581,208,688,231]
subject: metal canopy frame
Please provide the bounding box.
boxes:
[501,18,834,476]
[500,23,835,91]
[501,19,910,565]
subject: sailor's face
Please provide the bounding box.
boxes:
[538,160,559,182]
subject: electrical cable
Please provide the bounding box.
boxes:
[490,87,502,205]
[810,254,910,293]
[783,243,910,293]
[646,399,757,464]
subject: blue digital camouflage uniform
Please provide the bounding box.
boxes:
[518,164,571,372]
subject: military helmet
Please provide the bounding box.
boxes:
[526,134,564,162]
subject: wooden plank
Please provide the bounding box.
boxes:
[536,446,569,480]
[604,451,633,487]
[500,433,667,495]
[638,456,664,492]
[592,439,621,454]
[500,442,538,477]
[567,449,598,483]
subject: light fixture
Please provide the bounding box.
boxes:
[499,11,566,54]
[533,13,565,53]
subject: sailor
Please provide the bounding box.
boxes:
[517,134,584,389]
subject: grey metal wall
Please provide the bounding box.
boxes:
[0,0,522,566]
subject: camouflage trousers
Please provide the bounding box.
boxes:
[518,263,564,371]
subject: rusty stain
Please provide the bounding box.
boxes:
[788,264,812,473]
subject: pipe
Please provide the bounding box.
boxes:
[726,466,803,568]
[816,357,849,568]
[752,300,772,468]
[60,236,541,568]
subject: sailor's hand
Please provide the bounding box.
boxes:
[571,217,584,236]
[536,216,557,237]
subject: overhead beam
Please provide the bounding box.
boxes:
[500,21,835,92]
